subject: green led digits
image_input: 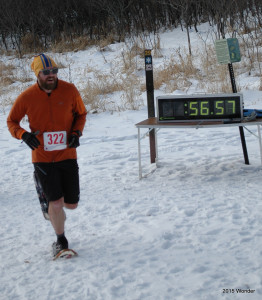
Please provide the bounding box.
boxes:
[189,101,198,115]
[226,100,236,114]
[188,100,236,116]
[189,101,209,116]
[200,101,209,115]
[215,101,224,115]
[158,95,242,121]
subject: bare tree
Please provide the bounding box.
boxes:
[0,0,261,56]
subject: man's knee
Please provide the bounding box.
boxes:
[64,203,78,210]
[49,197,64,213]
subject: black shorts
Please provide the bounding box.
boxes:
[33,159,80,204]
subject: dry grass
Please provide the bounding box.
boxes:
[0,61,33,112]
[195,46,233,93]
[51,34,119,53]
[197,64,234,94]
[120,73,144,110]
[1,30,262,113]
[0,61,15,85]
[81,72,122,112]
[52,36,92,53]
[80,42,145,112]
[154,48,199,93]
[21,33,43,54]
[80,69,144,112]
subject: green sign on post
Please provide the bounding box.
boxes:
[215,38,248,165]
[227,38,241,63]
[215,38,241,64]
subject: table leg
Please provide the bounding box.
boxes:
[257,125,262,165]
[138,128,142,179]
[155,128,159,166]
[239,126,249,164]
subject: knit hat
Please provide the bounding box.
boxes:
[31,54,58,77]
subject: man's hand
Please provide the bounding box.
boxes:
[68,134,80,148]
[22,132,40,150]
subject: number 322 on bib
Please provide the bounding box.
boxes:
[43,131,67,151]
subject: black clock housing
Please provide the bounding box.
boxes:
[157,93,243,122]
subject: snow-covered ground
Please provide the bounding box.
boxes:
[1,24,262,299]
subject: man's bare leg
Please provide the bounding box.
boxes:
[48,197,65,235]
[49,198,78,234]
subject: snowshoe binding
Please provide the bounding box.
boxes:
[52,237,77,260]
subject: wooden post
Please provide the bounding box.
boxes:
[145,49,156,163]
[228,63,249,164]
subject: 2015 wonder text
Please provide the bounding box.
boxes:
[222,288,255,294]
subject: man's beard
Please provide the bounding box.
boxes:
[38,76,57,91]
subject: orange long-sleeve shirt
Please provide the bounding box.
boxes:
[7,79,87,163]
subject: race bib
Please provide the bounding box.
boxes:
[43,131,67,151]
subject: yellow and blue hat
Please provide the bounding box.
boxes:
[31,54,57,77]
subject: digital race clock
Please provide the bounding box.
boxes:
[157,93,243,122]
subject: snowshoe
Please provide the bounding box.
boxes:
[52,237,77,260]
